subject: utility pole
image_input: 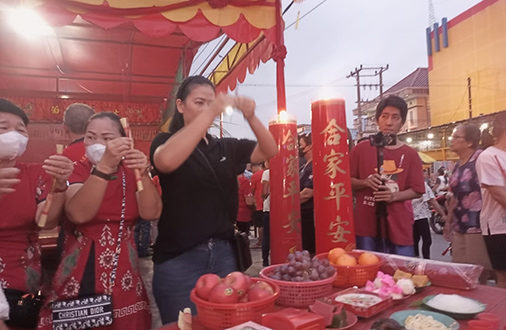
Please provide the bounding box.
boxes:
[347,65,389,139]
[468,77,472,120]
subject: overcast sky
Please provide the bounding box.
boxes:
[191,0,482,139]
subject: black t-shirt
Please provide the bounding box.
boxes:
[150,132,256,263]
[299,161,314,210]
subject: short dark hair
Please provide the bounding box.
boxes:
[0,98,29,126]
[437,166,446,175]
[299,132,312,146]
[169,76,216,133]
[64,103,95,134]
[87,112,126,137]
[375,95,408,124]
[458,124,481,149]
[491,110,506,139]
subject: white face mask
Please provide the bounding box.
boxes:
[85,143,106,165]
[0,131,28,160]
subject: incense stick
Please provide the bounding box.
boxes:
[38,144,64,228]
[120,118,144,192]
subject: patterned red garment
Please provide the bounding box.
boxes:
[38,160,151,330]
[0,163,50,294]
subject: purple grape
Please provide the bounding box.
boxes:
[282,274,292,281]
[294,276,303,282]
[274,266,281,273]
[289,259,297,268]
[270,274,282,280]
[326,266,336,276]
[287,266,296,275]
[295,252,303,262]
[302,250,310,258]
[317,265,325,274]
[302,260,311,270]
[320,272,329,280]
[295,270,303,277]
[322,259,330,267]
[309,269,319,281]
[295,262,304,271]
[312,256,321,263]
[280,265,289,274]
[287,253,295,261]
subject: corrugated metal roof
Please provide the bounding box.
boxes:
[384,67,428,95]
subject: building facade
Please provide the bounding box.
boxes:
[352,68,430,137]
[428,0,506,126]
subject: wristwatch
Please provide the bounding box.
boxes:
[90,166,117,181]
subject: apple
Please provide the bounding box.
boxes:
[223,272,251,298]
[208,283,239,304]
[248,281,274,301]
[195,273,221,301]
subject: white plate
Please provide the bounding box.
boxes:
[334,293,382,308]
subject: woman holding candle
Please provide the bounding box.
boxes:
[0,99,73,329]
[150,76,278,324]
[40,112,162,330]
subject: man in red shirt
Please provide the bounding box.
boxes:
[56,103,95,258]
[62,103,95,162]
[350,95,425,256]
[250,162,264,247]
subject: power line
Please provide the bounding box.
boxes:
[190,35,227,76]
[285,0,328,31]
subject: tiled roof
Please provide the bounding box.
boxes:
[384,67,428,94]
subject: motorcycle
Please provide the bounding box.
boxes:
[429,194,447,234]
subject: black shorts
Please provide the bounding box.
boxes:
[484,234,506,270]
[253,210,263,228]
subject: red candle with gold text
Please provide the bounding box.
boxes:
[311,99,356,254]
[268,112,302,263]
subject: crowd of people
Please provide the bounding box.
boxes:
[0,77,505,329]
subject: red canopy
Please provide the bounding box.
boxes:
[0,0,279,106]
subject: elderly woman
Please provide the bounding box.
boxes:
[0,99,73,329]
[150,76,278,324]
[40,112,162,330]
[476,111,506,288]
[444,124,492,278]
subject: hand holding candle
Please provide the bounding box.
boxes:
[120,118,144,192]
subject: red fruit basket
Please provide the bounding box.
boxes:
[190,278,279,330]
[316,252,383,288]
[259,265,337,308]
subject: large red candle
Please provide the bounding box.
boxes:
[311,99,356,254]
[268,113,302,263]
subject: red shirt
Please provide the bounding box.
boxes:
[0,163,50,292]
[62,138,86,163]
[250,170,264,211]
[237,175,253,222]
[350,142,425,246]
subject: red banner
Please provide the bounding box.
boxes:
[268,115,302,263]
[311,99,356,254]
[3,97,164,124]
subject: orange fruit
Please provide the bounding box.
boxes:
[358,252,380,265]
[328,248,346,264]
[336,253,357,266]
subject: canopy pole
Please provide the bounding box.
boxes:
[275,0,287,114]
